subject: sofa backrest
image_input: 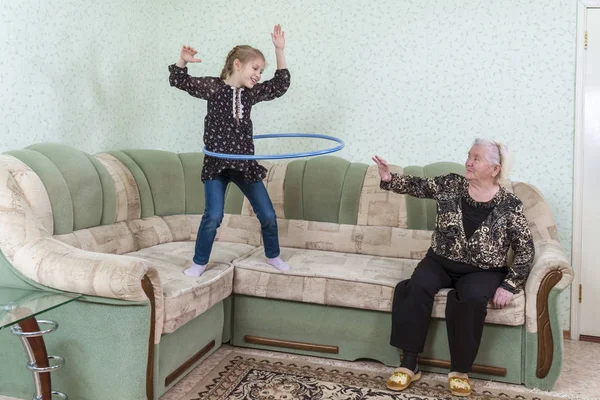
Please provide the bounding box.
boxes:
[97,150,245,219]
[3,144,245,236]
[263,156,466,230]
[6,143,115,235]
[0,143,559,260]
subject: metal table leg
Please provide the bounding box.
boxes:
[11,318,67,400]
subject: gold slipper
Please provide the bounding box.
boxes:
[386,367,421,391]
[448,372,472,397]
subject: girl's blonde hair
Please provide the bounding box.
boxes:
[473,138,513,185]
[220,45,265,80]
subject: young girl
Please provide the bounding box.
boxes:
[168,25,291,277]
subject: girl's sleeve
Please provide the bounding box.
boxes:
[168,64,221,100]
[250,69,291,105]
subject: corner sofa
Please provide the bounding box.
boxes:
[0,143,573,399]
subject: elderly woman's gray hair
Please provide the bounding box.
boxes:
[473,138,512,185]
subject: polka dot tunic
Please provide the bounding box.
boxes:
[169,64,291,183]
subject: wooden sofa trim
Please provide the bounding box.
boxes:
[409,356,507,377]
[245,335,339,354]
[142,275,156,400]
[165,340,216,387]
[536,270,563,378]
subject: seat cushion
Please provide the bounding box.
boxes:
[233,247,525,326]
[126,241,256,333]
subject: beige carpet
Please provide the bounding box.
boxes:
[179,351,568,400]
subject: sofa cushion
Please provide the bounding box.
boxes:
[282,157,370,225]
[512,182,559,242]
[7,145,113,234]
[126,240,255,333]
[233,247,525,326]
[54,221,138,255]
[433,288,524,326]
[357,164,408,227]
[241,161,287,218]
[95,153,142,222]
[276,219,431,260]
[0,155,53,260]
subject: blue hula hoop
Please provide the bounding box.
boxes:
[202,133,344,160]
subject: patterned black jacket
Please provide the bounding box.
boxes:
[381,173,534,293]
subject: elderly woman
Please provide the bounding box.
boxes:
[373,139,534,397]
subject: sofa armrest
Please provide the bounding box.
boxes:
[525,240,573,333]
[13,237,157,299]
[523,239,572,381]
[11,236,164,343]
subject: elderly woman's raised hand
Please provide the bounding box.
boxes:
[372,155,392,182]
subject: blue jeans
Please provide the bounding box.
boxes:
[193,170,280,265]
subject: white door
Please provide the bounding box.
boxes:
[580,8,600,338]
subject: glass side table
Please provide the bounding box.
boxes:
[0,288,82,400]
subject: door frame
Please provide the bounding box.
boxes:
[571,0,600,341]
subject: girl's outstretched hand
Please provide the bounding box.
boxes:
[271,24,285,50]
[179,45,202,63]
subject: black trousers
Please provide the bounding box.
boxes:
[390,248,507,373]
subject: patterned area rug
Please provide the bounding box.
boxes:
[180,352,564,400]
